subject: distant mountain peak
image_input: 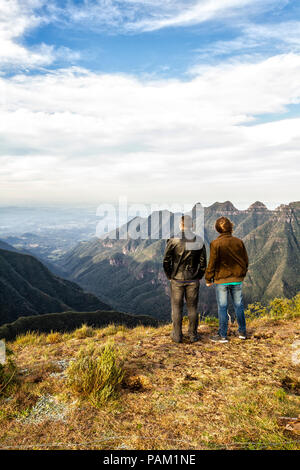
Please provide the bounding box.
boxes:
[248,201,268,211]
[275,201,300,211]
[207,201,238,212]
[275,203,293,212]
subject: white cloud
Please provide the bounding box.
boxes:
[193,20,300,62]
[0,0,79,70]
[0,53,300,204]
[244,21,300,50]
[52,0,287,33]
[0,0,47,67]
[128,0,257,31]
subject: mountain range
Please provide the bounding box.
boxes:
[1,200,299,325]
[58,201,300,320]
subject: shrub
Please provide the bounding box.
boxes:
[66,343,124,407]
[73,324,95,339]
[269,296,299,319]
[245,293,300,320]
[245,302,268,320]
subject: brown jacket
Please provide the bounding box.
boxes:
[205,232,248,284]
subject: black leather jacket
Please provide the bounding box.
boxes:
[163,230,207,281]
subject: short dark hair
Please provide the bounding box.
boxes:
[180,215,193,229]
[215,217,234,234]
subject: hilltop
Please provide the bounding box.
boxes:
[0,294,299,450]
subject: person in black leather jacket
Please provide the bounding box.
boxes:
[163,215,207,343]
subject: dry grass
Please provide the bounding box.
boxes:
[14,331,43,347]
[72,324,95,339]
[0,316,299,450]
[45,332,63,344]
[96,324,129,339]
[66,343,124,407]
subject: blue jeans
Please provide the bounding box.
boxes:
[215,284,246,338]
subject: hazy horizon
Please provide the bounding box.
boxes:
[0,198,298,212]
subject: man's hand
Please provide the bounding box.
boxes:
[206,282,213,287]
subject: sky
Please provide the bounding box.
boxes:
[1,0,300,209]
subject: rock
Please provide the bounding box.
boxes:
[18,394,69,424]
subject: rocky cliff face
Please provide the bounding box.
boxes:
[243,202,300,304]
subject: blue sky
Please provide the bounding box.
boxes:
[1,0,300,208]
[13,0,300,77]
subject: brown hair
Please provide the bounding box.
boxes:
[180,215,193,229]
[215,217,234,234]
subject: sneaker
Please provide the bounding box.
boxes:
[210,334,228,343]
[238,334,247,340]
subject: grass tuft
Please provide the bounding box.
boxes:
[45,331,63,344]
[14,331,42,346]
[66,342,124,408]
[97,324,128,338]
[73,324,95,339]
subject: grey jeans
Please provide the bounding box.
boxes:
[170,279,200,340]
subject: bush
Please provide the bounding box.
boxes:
[66,343,124,408]
[245,302,268,320]
[245,293,300,320]
[269,296,299,319]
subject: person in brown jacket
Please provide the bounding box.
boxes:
[205,216,248,343]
